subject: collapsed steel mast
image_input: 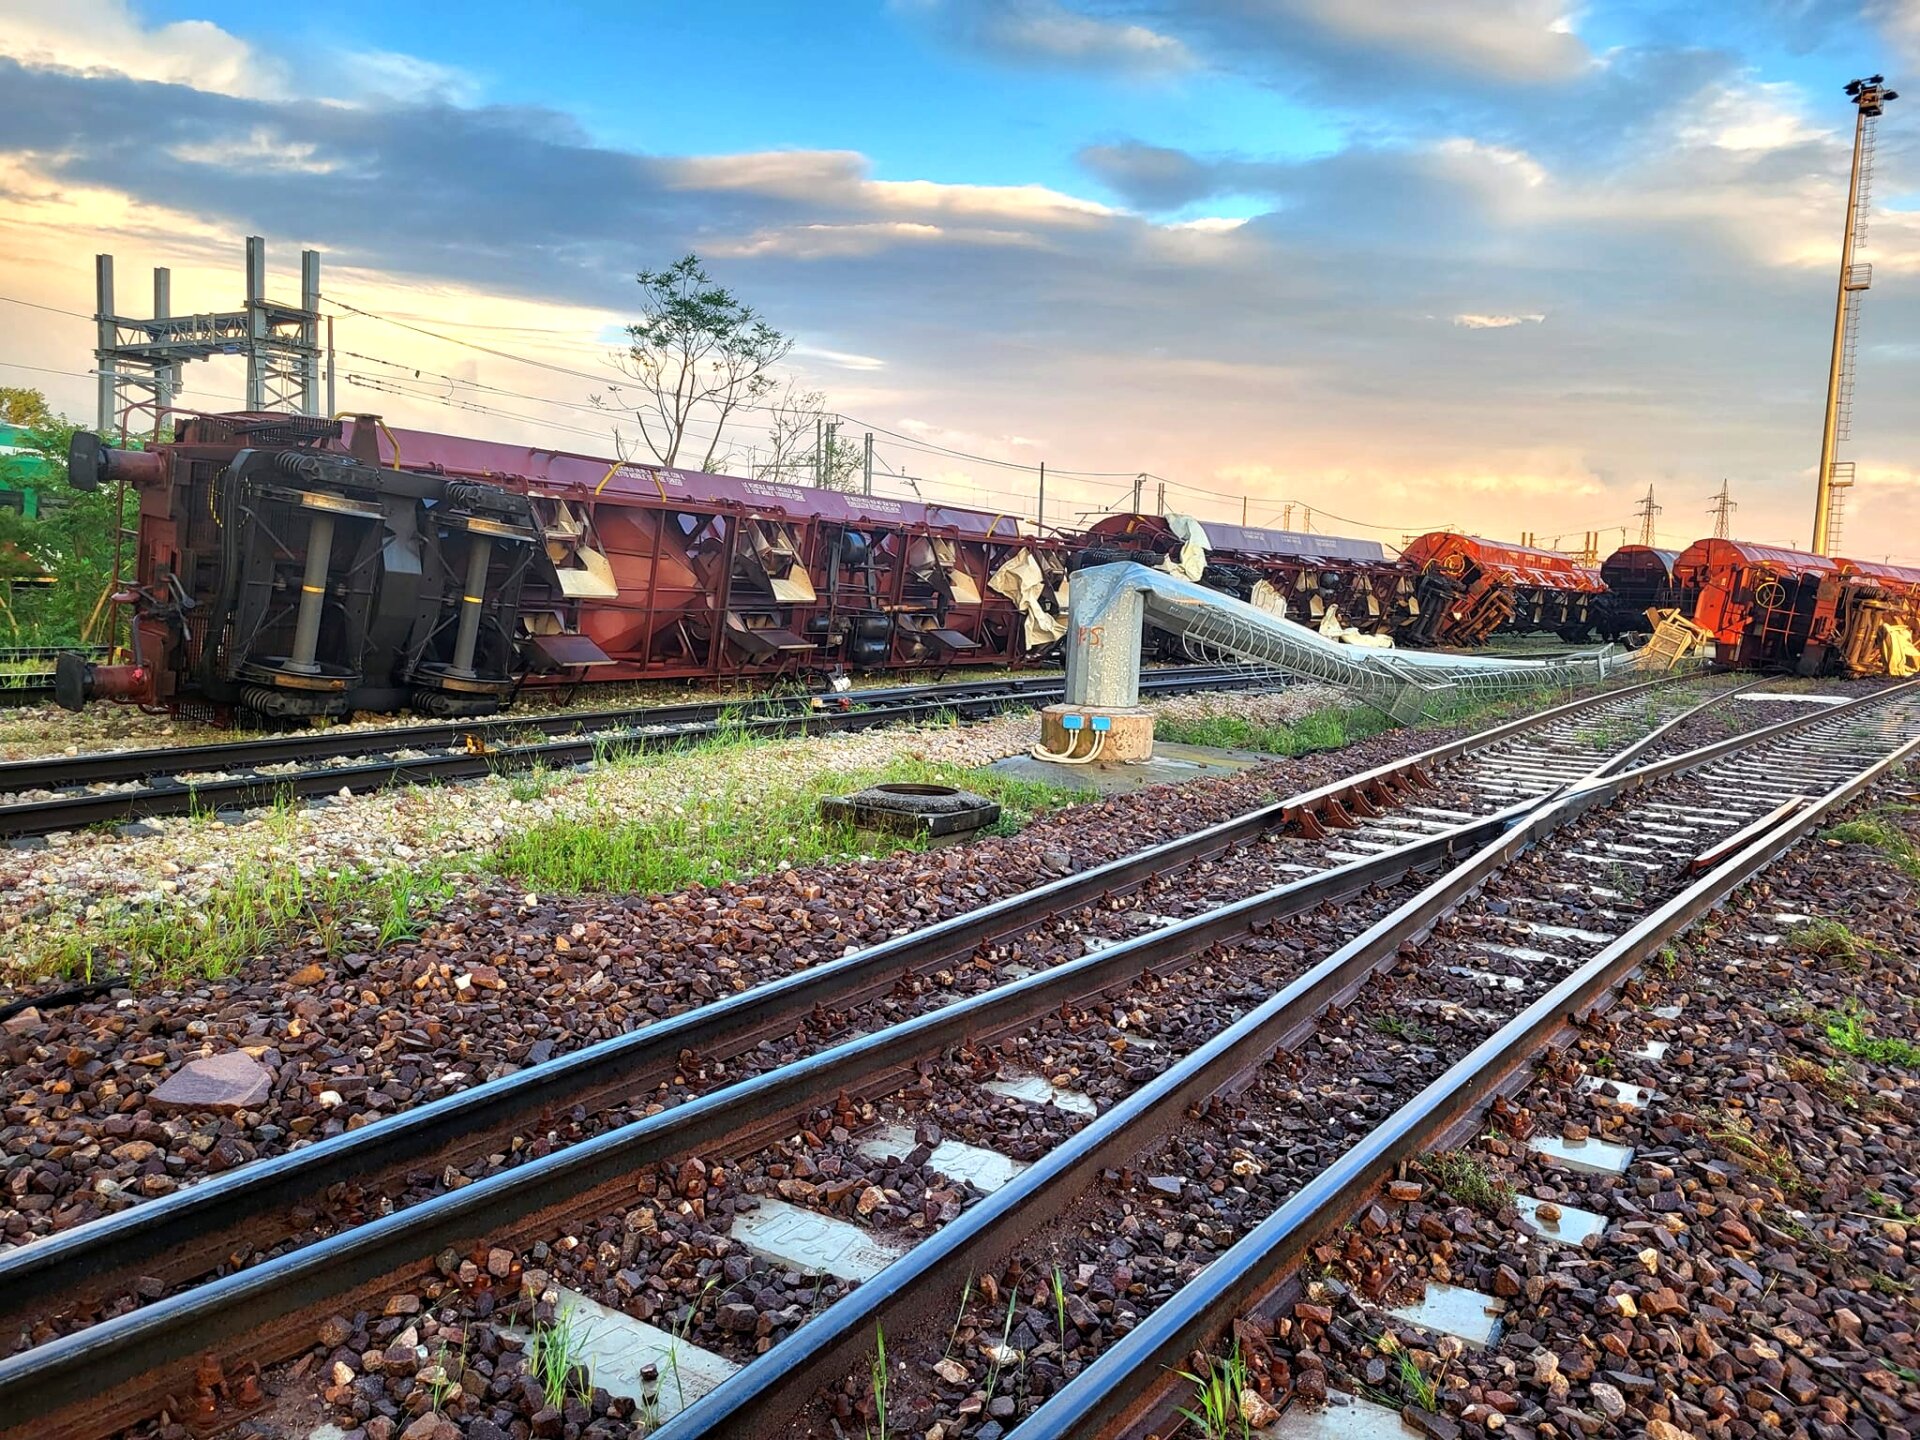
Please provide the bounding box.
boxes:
[1812,75,1898,556]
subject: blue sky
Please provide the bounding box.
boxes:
[6,0,1920,555]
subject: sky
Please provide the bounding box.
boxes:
[2,0,1920,557]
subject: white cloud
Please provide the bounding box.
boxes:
[169,128,339,175]
[0,0,284,97]
[1452,313,1546,329]
[0,0,478,106]
[1221,0,1590,82]
[794,344,888,372]
[979,0,1194,74]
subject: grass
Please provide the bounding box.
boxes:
[1396,1351,1439,1411]
[1371,1014,1434,1044]
[942,1272,974,1363]
[1786,917,1872,966]
[35,847,458,984]
[867,1325,890,1440]
[494,741,1089,895]
[1051,1267,1069,1348]
[1825,813,1920,880]
[983,1290,1019,1409]
[1176,1342,1250,1440]
[1699,1107,1811,1197]
[532,1303,591,1411]
[1823,1001,1920,1069]
[1154,704,1394,758]
[1418,1150,1514,1216]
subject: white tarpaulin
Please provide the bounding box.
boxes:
[988,550,1068,648]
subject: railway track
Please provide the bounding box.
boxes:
[0,673,1732,1437]
[0,664,1265,839]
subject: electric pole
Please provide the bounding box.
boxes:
[1132,474,1145,511]
[1708,481,1737,540]
[862,432,873,495]
[1037,462,1046,531]
[1634,484,1662,546]
[1813,75,1897,555]
[824,421,837,490]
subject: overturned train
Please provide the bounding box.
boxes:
[59,414,1071,720]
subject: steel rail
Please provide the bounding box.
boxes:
[0,675,1683,1342]
[0,668,1267,837]
[1033,702,1920,1440]
[0,681,1698,1436]
[0,669,1261,794]
[642,679,1919,1440]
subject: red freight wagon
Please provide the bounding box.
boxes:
[1671,538,1920,674]
[1397,533,1605,647]
[59,413,1068,721]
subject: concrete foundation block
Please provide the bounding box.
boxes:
[1038,703,1154,762]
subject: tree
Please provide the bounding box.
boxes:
[758,377,864,494]
[599,254,793,472]
[0,389,137,644]
[0,387,56,428]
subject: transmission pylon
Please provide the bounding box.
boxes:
[1633,485,1661,547]
[1707,481,1737,540]
[94,236,320,438]
[1812,76,1897,555]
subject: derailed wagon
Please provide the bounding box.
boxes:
[57,414,1070,721]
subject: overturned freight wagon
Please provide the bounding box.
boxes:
[57,413,1070,720]
[1397,533,1605,647]
[1675,537,1920,675]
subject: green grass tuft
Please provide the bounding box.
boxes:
[1823,1001,1920,1069]
[1825,814,1920,880]
[1418,1149,1515,1216]
[494,740,1088,895]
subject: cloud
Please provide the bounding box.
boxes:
[1452,313,1546,328]
[0,0,283,98]
[901,0,1194,75]
[0,9,1917,556]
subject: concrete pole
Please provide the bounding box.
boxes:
[326,316,337,417]
[300,249,321,417]
[1132,473,1145,511]
[94,254,117,434]
[1037,462,1046,531]
[245,236,268,411]
[1813,104,1869,556]
[863,432,873,495]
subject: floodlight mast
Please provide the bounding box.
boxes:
[1811,75,1897,556]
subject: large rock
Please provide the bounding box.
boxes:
[150,1052,273,1114]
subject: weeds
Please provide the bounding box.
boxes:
[495,745,1087,895]
[32,853,458,984]
[1175,1342,1250,1440]
[867,1325,890,1440]
[983,1290,1019,1408]
[1825,814,1920,881]
[1397,1351,1439,1411]
[1700,1107,1811,1197]
[1786,917,1870,967]
[1372,1014,1434,1044]
[1418,1149,1514,1216]
[532,1303,590,1410]
[1823,1001,1920,1069]
[943,1272,974,1363]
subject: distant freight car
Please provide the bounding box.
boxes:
[57,413,1070,721]
[1397,533,1605,647]
[1672,537,1920,674]
[1596,545,1686,640]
